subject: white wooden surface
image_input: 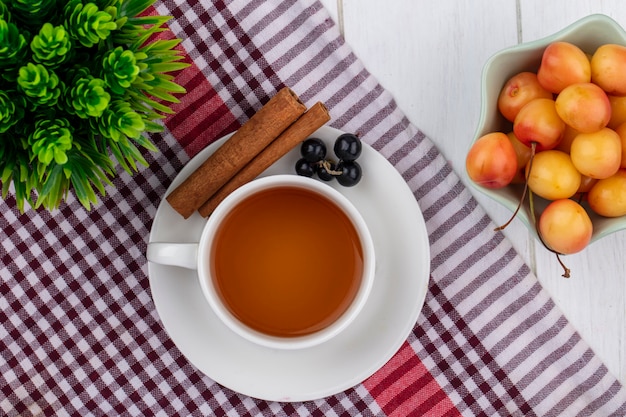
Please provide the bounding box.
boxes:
[320,0,626,385]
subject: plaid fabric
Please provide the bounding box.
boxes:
[2,1,626,416]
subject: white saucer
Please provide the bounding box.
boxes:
[147,126,430,402]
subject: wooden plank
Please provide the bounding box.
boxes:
[320,0,625,384]
[521,0,626,385]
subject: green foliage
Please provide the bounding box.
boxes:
[0,90,25,133]
[0,19,29,76]
[31,23,72,67]
[65,1,118,48]
[102,46,139,94]
[0,0,189,211]
[29,118,73,165]
[0,2,10,22]
[69,76,111,118]
[11,0,57,29]
[17,62,62,106]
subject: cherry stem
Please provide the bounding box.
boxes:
[494,142,537,232]
[576,192,584,204]
[491,141,571,278]
[530,188,571,278]
[556,254,571,278]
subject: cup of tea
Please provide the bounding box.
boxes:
[147,174,375,350]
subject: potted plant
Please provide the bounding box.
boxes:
[0,0,188,211]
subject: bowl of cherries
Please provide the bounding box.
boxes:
[466,14,626,277]
[295,133,363,187]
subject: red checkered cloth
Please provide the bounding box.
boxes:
[2,1,626,416]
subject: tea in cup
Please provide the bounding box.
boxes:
[147,174,375,349]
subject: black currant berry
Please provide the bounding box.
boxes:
[334,133,362,162]
[300,138,327,162]
[295,158,317,177]
[336,161,362,187]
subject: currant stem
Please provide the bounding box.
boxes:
[318,159,343,176]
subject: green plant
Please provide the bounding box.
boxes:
[0,0,189,211]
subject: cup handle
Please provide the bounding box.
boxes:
[146,243,199,270]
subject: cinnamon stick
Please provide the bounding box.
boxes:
[166,87,306,218]
[198,102,330,217]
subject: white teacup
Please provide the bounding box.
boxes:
[147,174,375,350]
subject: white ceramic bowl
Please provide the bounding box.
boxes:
[469,14,626,244]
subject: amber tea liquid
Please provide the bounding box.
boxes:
[210,186,364,337]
